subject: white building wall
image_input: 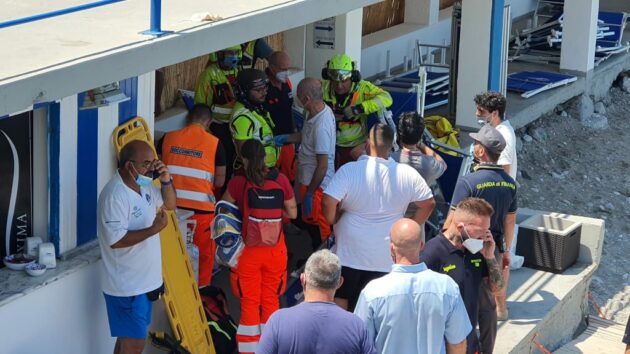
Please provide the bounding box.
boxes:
[360,1,538,79]
[58,96,79,254]
[0,261,114,354]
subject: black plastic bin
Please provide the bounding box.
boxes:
[516,215,582,274]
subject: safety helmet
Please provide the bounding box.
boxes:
[212,201,244,267]
[215,200,242,220]
[322,54,361,82]
[213,201,242,246]
[236,68,269,92]
[216,236,244,268]
[208,45,243,64]
[212,213,242,248]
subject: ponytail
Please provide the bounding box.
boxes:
[240,139,267,187]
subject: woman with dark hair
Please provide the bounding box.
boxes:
[221,139,297,353]
[392,112,447,218]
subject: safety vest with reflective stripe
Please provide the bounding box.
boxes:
[161,124,219,212]
[240,41,257,70]
[194,64,238,124]
[322,79,393,147]
[230,102,279,168]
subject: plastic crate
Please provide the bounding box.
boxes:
[516,215,581,274]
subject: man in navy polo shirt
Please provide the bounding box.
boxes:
[422,197,504,354]
[443,124,517,354]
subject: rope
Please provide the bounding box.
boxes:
[531,333,552,354]
[588,291,606,319]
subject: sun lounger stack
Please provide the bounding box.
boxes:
[506,71,577,98]
[510,0,629,66]
[377,70,449,119]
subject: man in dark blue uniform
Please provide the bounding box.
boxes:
[422,197,504,354]
[443,124,517,354]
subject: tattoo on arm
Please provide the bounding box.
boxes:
[485,257,504,292]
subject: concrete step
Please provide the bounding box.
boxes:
[554,317,626,353]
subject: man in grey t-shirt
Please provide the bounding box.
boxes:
[274,77,336,251]
[257,250,376,354]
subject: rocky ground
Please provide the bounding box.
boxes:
[515,81,630,324]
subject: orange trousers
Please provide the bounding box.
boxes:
[299,185,331,241]
[190,213,215,287]
[230,240,287,354]
[276,144,296,182]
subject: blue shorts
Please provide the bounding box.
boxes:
[103,293,152,339]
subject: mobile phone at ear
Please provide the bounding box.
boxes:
[152,171,161,180]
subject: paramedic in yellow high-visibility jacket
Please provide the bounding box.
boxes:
[321,54,393,169]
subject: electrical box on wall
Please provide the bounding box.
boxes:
[80,82,130,110]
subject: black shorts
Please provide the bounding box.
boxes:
[335,266,387,312]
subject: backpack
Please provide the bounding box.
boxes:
[241,169,285,247]
[199,286,238,354]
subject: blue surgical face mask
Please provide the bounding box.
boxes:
[131,163,153,188]
[222,54,240,69]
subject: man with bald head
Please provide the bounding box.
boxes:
[97,140,176,354]
[322,124,435,311]
[264,51,297,182]
[274,77,336,250]
[354,218,470,354]
[421,197,504,354]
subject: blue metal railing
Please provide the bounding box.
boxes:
[0,0,170,37]
[142,0,172,37]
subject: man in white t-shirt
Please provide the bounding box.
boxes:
[322,123,435,311]
[97,140,176,354]
[474,91,518,180]
[274,77,336,251]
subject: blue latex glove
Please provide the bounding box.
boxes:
[274,134,289,147]
[302,192,314,218]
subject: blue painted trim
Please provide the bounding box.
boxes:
[118,77,138,124]
[33,102,50,110]
[488,0,505,91]
[0,0,124,29]
[48,102,61,253]
[76,93,99,246]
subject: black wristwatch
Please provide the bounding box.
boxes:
[160,178,173,186]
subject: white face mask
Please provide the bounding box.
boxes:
[293,96,306,116]
[463,238,484,254]
[477,116,490,126]
[461,226,484,254]
[275,70,290,83]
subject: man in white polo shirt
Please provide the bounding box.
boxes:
[97,140,176,354]
[274,77,336,251]
[322,123,435,311]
